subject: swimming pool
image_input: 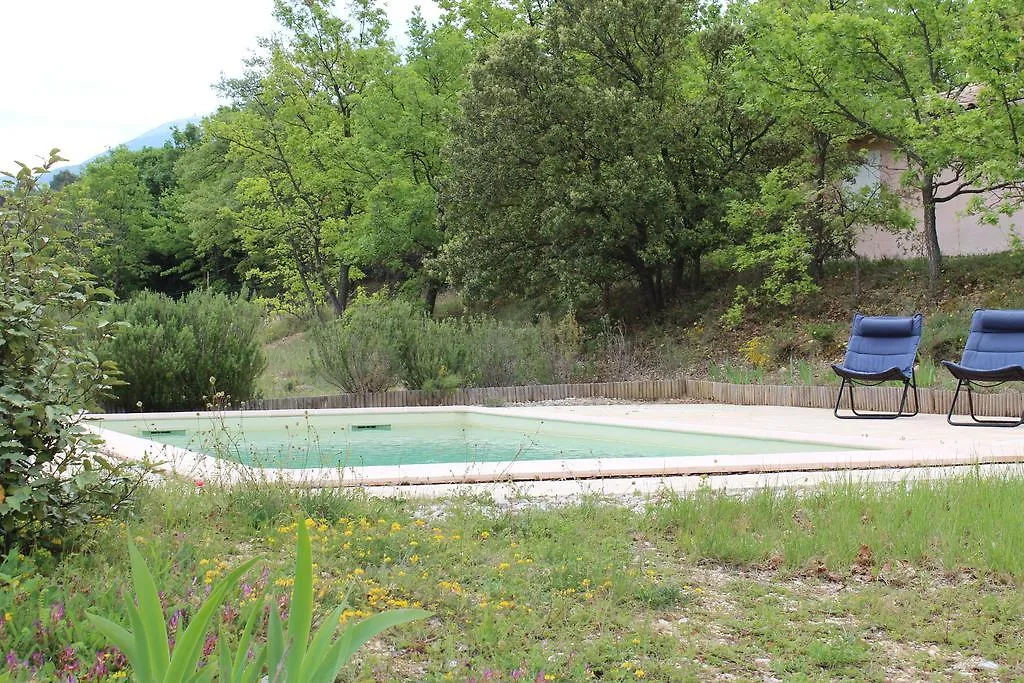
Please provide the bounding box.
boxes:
[94,410,856,469]
[85,405,1024,490]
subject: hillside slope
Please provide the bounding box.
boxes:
[655,251,1024,389]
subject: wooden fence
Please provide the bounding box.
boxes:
[241,379,1024,418]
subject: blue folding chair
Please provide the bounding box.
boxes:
[942,309,1024,427]
[832,313,923,419]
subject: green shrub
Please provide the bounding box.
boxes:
[310,293,583,392]
[100,290,265,411]
[0,155,141,554]
[309,294,407,393]
[593,319,652,380]
[462,316,554,387]
[397,315,469,390]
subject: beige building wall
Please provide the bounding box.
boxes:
[853,141,1023,259]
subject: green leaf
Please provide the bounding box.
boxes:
[266,594,285,682]
[127,535,171,680]
[216,638,233,683]
[240,647,268,683]
[297,602,348,680]
[230,600,264,681]
[188,665,216,683]
[84,612,140,674]
[316,609,431,680]
[125,598,154,683]
[284,519,313,679]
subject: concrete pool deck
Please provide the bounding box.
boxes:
[87,403,1024,497]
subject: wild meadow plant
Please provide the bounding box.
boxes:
[81,517,427,682]
[5,476,1024,679]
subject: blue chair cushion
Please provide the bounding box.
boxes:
[831,364,913,382]
[950,309,1024,374]
[860,317,914,337]
[978,309,1024,332]
[833,312,923,380]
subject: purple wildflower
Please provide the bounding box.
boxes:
[87,651,108,680]
[58,646,80,676]
[202,633,217,658]
[51,601,66,624]
[222,603,238,623]
[167,608,186,634]
[5,651,20,671]
[33,619,48,641]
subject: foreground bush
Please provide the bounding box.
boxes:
[100,290,266,411]
[0,155,140,554]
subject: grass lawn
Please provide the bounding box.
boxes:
[258,331,337,399]
[4,474,1023,681]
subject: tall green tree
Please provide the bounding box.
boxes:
[58,130,204,297]
[211,0,393,318]
[742,0,1024,291]
[348,15,474,312]
[60,148,162,295]
[167,121,249,291]
[443,0,782,311]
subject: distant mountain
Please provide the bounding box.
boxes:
[117,117,204,152]
[44,116,204,181]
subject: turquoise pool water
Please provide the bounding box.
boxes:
[95,412,857,469]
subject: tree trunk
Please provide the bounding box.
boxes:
[670,256,685,295]
[424,280,440,317]
[810,131,830,282]
[637,266,664,312]
[334,264,350,316]
[852,253,862,300]
[921,174,942,293]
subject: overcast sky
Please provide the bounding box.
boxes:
[1,0,441,168]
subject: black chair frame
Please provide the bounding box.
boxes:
[834,367,919,420]
[946,375,1024,427]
